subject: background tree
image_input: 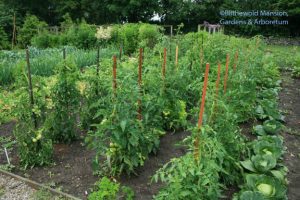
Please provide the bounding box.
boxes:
[18,14,48,47]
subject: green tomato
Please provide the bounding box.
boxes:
[32,138,37,143]
[36,133,42,140]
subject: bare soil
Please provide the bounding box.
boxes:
[0,121,188,200]
[279,72,300,200]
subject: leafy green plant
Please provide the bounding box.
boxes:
[88,177,134,200]
[292,56,300,78]
[0,26,9,50]
[138,24,162,49]
[239,174,287,200]
[45,60,80,143]
[86,73,163,175]
[152,127,225,200]
[241,154,277,173]
[13,73,53,168]
[18,14,48,47]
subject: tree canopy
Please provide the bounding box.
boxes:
[0,0,299,40]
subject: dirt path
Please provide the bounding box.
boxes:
[279,72,300,200]
[0,174,35,200]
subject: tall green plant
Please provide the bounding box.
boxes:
[46,60,80,143]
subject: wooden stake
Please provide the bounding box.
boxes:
[113,55,117,95]
[194,63,210,161]
[63,48,66,60]
[95,47,100,96]
[201,34,204,68]
[224,54,230,94]
[215,62,221,98]
[233,51,238,71]
[208,62,221,125]
[26,49,38,129]
[96,47,100,76]
[162,48,167,79]
[175,45,178,69]
[138,48,143,120]
[119,43,123,61]
[11,12,16,49]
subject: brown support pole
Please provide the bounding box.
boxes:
[26,49,38,129]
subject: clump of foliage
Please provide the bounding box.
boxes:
[46,60,80,143]
[18,14,48,47]
[292,56,300,78]
[14,74,53,168]
[86,74,163,175]
[0,27,9,50]
[153,127,225,200]
[111,23,162,55]
[88,177,134,200]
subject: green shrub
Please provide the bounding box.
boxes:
[61,21,97,49]
[18,14,48,48]
[138,24,162,49]
[31,32,61,48]
[111,23,162,55]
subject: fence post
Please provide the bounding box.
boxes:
[26,49,38,129]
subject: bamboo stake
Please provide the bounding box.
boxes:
[63,48,66,60]
[208,62,221,125]
[113,55,117,96]
[233,50,238,71]
[96,47,100,76]
[223,54,230,94]
[96,47,100,96]
[162,48,167,79]
[215,62,221,99]
[26,49,38,129]
[194,63,210,162]
[11,12,16,49]
[175,45,179,69]
[119,43,123,61]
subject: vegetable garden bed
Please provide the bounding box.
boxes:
[0,31,299,200]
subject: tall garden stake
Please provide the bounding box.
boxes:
[113,55,117,97]
[138,48,143,120]
[119,43,123,61]
[175,45,179,69]
[194,63,210,162]
[200,34,204,69]
[63,48,66,60]
[208,62,221,125]
[162,48,167,79]
[26,49,38,129]
[223,54,230,94]
[96,47,100,96]
[233,50,238,72]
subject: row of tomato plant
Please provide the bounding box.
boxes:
[10,31,288,199]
